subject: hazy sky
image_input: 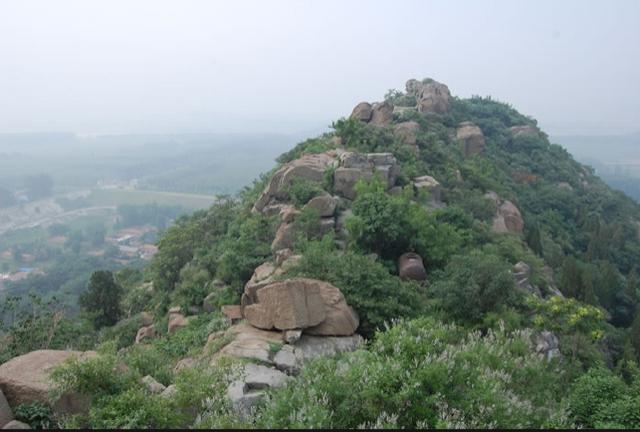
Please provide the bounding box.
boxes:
[1,0,638,135]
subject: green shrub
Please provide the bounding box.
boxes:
[284,237,427,337]
[285,178,324,207]
[98,314,143,350]
[430,250,519,324]
[254,317,568,429]
[569,367,629,427]
[89,388,183,429]
[14,401,55,429]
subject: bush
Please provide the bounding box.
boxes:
[14,402,55,429]
[254,317,568,428]
[430,250,519,324]
[89,388,183,429]
[284,237,427,337]
[285,178,324,207]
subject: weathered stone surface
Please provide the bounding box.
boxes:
[173,357,198,373]
[168,306,181,314]
[398,252,427,281]
[227,381,265,419]
[141,375,165,394]
[294,334,364,364]
[218,323,284,365]
[283,329,302,344]
[335,209,353,240]
[370,101,394,126]
[135,324,156,344]
[271,222,297,252]
[393,121,420,146]
[534,331,561,361]
[0,350,96,415]
[304,283,359,337]
[2,420,30,429]
[333,152,399,200]
[253,153,338,213]
[513,262,541,297]
[160,384,177,399]
[457,122,485,156]
[139,311,153,326]
[0,389,13,429]
[350,102,373,122]
[509,125,539,138]
[413,175,441,203]
[244,279,326,330]
[222,305,243,324]
[303,193,337,217]
[406,79,451,115]
[493,200,524,234]
[241,363,289,390]
[272,345,298,374]
[168,311,188,335]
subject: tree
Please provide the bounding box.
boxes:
[80,271,123,329]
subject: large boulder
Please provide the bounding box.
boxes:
[135,324,156,344]
[350,102,373,122]
[457,122,485,156]
[141,375,165,394]
[413,175,441,204]
[0,389,12,429]
[168,309,188,334]
[406,79,451,115]
[243,278,358,336]
[333,152,399,200]
[398,252,427,281]
[370,101,394,126]
[493,200,524,234]
[534,331,561,361]
[513,261,541,297]
[270,222,297,252]
[0,350,96,415]
[303,193,337,217]
[253,152,338,213]
[393,121,420,153]
[2,420,29,429]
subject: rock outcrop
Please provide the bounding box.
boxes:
[350,102,373,122]
[334,152,400,200]
[405,78,451,115]
[398,252,427,281]
[370,101,394,126]
[141,375,166,394]
[0,389,12,429]
[2,420,30,429]
[534,331,561,361]
[303,193,337,217]
[486,192,524,234]
[413,175,442,205]
[393,121,420,154]
[135,324,156,344]
[253,152,338,213]
[512,261,541,297]
[0,350,96,415]
[457,122,485,156]
[243,278,359,336]
[167,308,188,334]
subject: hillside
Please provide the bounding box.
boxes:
[1,78,640,429]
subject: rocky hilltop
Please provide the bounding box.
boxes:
[2,78,640,429]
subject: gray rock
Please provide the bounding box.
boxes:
[242,363,290,390]
[457,121,485,157]
[2,420,30,429]
[141,375,166,394]
[294,334,364,364]
[273,345,298,374]
[534,331,561,361]
[0,389,13,430]
[283,329,302,344]
[227,381,265,419]
[304,193,337,217]
[350,102,373,122]
[160,385,177,399]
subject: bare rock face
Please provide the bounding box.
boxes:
[370,101,394,126]
[0,350,96,416]
[168,309,188,334]
[0,389,13,429]
[494,200,524,234]
[534,331,561,361]
[393,121,420,153]
[243,278,359,336]
[271,222,297,252]
[413,175,442,204]
[221,305,243,324]
[457,122,486,156]
[303,193,337,217]
[509,125,539,138]
[2,420,30,429]
[333,152,400,200]
[513,261,541,297]
[253,152,338,213]
[141,375,165,394]
[398,252,427,281]
[350,102,373,122]
[135,324,156,344]
[406,79,452,115]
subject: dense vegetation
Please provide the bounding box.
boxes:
[3,82,640,429]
